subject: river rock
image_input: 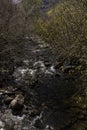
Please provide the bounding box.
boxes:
[54,61,63,70]
[45,125,54,130]
[29,109,40,117]
[4,120,14,130]
[4,96,13,105]
[34,119,43,129]
[0,121,5,128]
[44,62,51,67]
[62,65,75,73]
[9,94,24,110]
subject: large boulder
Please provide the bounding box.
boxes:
[9,94,24,110]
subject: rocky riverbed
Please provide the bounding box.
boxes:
[0,38,87,130]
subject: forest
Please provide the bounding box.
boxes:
[0,0,87,130]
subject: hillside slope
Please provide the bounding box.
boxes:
[41,0,61,10]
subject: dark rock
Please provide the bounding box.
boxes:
[0,120,5,128]
[34,119,43,129]
[54,61,63,70]
[5,121,15,130]
[4,96,13,105]
[44,62,51,67]
[9,94,24,110]
[29,109,40,117]
[45,125,54,130]
[55,72,62,77]
[62,65,75,73]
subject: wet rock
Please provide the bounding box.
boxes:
[9,94,24,110]
[34,61,46,71]
[44,62,51,67]
[23,60,29,66]
[0,121,5,128]
[31,112,43,129]
[0,96,3,106]
[0,128,5,130]
[55,72,62,77]
[61,65,75,73]
[45,125,54,130]
[1,109,26,130]
[34,119,43,129]
[29,109,40,117]
[4,120,14,130]
[54,61,63,70]
[4,96,13,105]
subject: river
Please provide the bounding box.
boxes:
[0,37,87,130]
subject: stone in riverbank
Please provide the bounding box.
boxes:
[0,121,5,129]
[4,96,14,105]
[9,94,24,111]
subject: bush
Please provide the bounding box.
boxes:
[35,0,87,59]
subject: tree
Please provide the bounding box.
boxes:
[36,0,87,59]
[0,0,41,43]
[18,0,41,38]
[0,0,15,41]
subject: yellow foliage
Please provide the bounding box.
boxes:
[36,0,87,58]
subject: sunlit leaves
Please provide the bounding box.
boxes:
[36,0,87,58]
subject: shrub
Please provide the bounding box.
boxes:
[35,0,87,59]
